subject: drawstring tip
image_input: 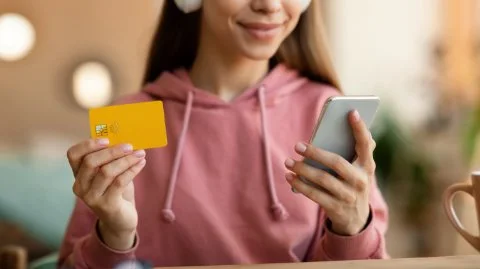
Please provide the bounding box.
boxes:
[271,203,289,221]
[162,209,176,223]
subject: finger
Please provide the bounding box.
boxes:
[75,144,135,192]
[104,158,147,199]
[67,138,110,175]
[85,151,146,203]
[293,142,362,188]
[285,172,340,211]
[349,110,376,170]
[284,158,355,203]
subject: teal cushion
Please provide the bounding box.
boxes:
[0,155,75,248]
[29,252,58,269]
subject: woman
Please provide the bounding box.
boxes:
[58,0,389,268]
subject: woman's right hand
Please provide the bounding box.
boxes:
[66,138,146,250]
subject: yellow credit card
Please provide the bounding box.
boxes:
[89,101,168,150]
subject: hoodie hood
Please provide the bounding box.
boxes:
[143,64,308,108]
[142,64,311,223]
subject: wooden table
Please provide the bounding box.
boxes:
[156,255,480,269]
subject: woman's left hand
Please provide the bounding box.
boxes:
[284,110,376,236]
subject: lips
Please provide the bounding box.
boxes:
[238,22,283,41]
[239,22,283,30]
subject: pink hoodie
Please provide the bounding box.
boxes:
[58,64,388,268]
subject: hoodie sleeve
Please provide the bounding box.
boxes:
[305,176,389,261]
[57,199,139,269]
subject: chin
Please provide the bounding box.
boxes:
[239,46,280,61]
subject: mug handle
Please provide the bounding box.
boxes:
[443,183,480,248]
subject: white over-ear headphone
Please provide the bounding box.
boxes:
[174,0,312,14]
[298,0,312,12]
[174,0,202,13]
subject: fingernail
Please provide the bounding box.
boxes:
[295,142,307,153]
[122,144,133,153]
[285,173,294,182]
[352,110,360,122]
[96,138,109,146]
[285,158,295,168]
[134,150,146,158]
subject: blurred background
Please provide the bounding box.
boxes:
[0,0,479,267]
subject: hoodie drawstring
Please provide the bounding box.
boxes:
[258,86,289,221]
[162,91,194,223]
[162,87,289,223]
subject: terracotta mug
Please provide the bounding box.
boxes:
[443,172,480,251]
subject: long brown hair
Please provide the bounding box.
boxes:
[142,0,341,91]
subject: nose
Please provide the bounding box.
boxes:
[251,0,282,14]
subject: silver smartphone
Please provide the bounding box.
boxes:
[302,95,380,182]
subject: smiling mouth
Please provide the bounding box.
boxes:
[238,22,284,41]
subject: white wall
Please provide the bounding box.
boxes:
[327,0,441,129]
